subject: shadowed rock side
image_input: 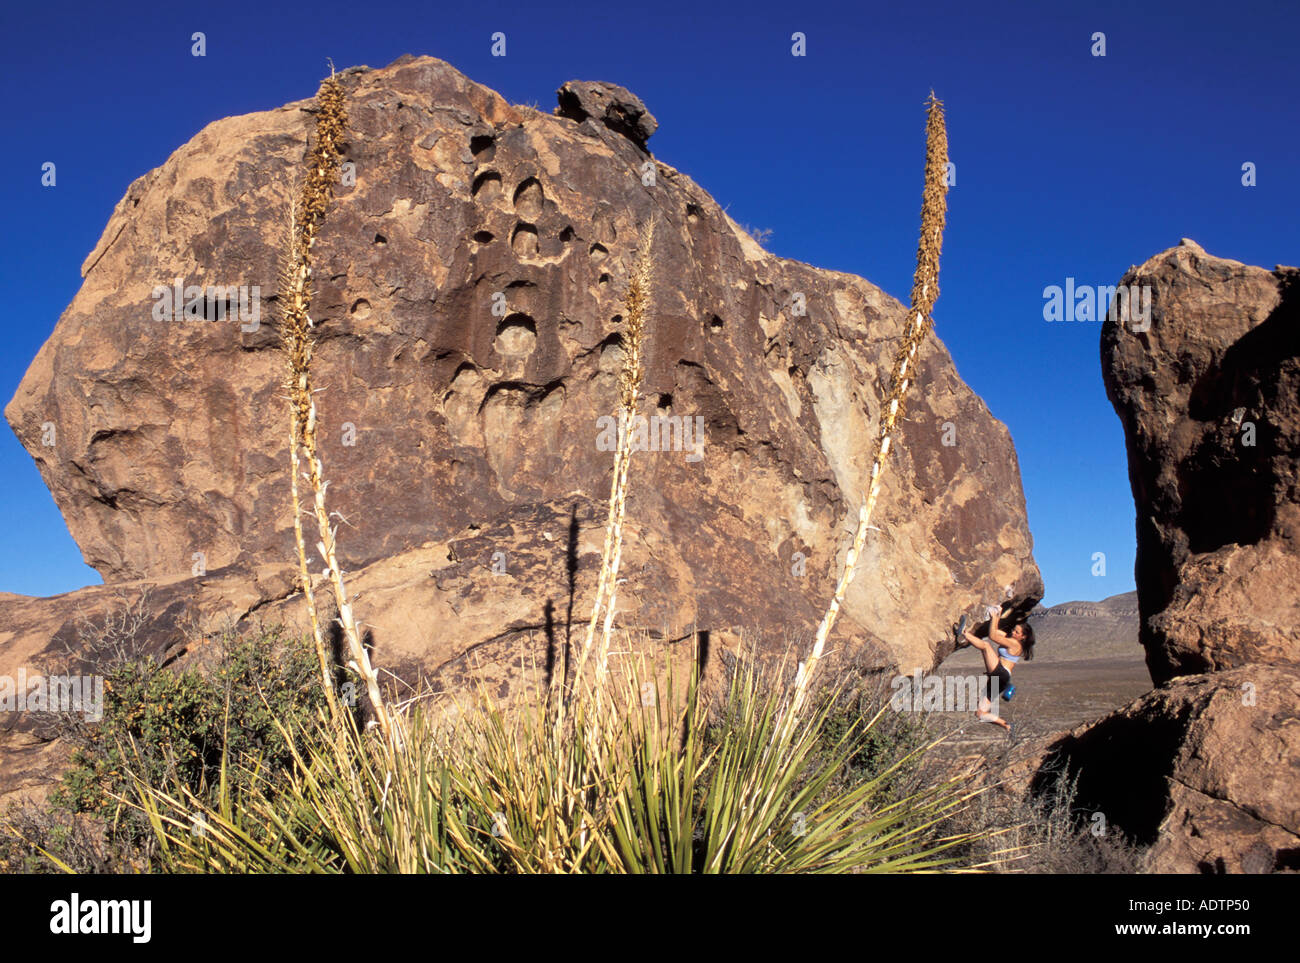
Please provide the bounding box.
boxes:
[1101,239,1300,685]
[3,55,1040,766]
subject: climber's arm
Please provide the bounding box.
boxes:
[987,604,1010,643]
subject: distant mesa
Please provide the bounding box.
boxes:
[1027,590,1140,662]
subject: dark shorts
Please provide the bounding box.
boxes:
[985,665,1011,701]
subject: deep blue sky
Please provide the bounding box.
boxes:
[3,0,1296,605]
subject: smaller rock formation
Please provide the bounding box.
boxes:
[1101,239,1300,685]
[998,242,1300,873]
[1006,666,1300,874]
[556,80,658,149]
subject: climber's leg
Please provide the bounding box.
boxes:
[976,668,1011,730]
[967,636,1001,674]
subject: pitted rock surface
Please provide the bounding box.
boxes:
[4,55,1041,718]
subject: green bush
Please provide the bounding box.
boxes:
[3,627,325,872]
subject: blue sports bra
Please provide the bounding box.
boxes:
[997,646,1020,663]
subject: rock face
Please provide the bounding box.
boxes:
[1101,240,1300,685]
[3,55,1041,753]
[1027,591,1140,662]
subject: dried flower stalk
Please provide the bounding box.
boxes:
[794,93,949,718]
[280,67,392,738]
[560,218,655,731]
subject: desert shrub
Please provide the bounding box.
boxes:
[941,764,1146,873]
[59,628,324,816]
[2,627,324,872]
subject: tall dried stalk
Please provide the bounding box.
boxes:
[289,388,340,725]
[593,218,655,685]
[280,67,393,739]
[792,93,949,719]
[558,219,655,733]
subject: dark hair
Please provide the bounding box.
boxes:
[1015,622,1036,661]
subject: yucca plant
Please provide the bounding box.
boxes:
[279,66,391,738]
[132,708,468,873]
[607,654,979,873]
[127,639,983,874]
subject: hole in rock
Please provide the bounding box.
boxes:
[511,223,539,257]
[494,313,538,356]
[472,170,502,199]
[596,332,626,372]
[512,177,545,219]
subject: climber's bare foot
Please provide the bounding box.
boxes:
[975,705,1009,730]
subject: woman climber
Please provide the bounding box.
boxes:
[953,602,1035,734]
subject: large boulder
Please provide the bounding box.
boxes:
[1101,240,1300,684]
[4,55,1040,705]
